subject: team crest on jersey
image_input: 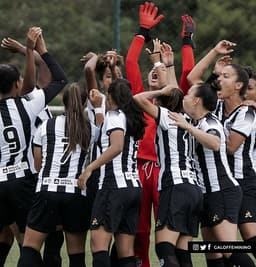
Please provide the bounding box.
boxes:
[245,210,253,219]
[91,218,98,226]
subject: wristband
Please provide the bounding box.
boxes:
[154,61,162,68]
[182,36,195,48]
[165,64,174,68]
[136,27,151,43]
[94,107,103,114]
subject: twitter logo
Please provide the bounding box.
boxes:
[200,245,206,251]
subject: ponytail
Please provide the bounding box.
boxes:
[62,82,90,153]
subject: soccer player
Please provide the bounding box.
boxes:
[78,78,146,267]
[0,26,67,265]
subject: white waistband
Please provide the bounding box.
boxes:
[42,177,78,186]
[181,170,197,181]
[0,162,29,181]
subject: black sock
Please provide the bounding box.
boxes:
[93,251,110,267]
[110,242,119,267]
[206,258,225,267]
[43,231,64,267]
[229,253,255,267]
[175,248,193,267]
[155,242,180,267]
[246,236,256,259]
[17,246,43,267]
[118,256,137,267]
[0,242,12,267]
[68,253,85,267]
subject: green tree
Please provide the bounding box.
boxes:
[194,0,256,72]
[0,0,255,85]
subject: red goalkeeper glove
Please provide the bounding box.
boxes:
[139,2,164,29]
[181,14,195,38]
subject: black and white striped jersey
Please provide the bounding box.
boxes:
[214,99,225,123]
[23,88,53,131]
[194,112,239,193]
[156,107,198,191]
[86,94,106,163]
[97,109,141,189]
[33,114,99,195]
[0,89,46,182]
[34,106,52,129]
[25,88,53,174]
[215,100,256,180]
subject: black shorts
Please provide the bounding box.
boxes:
[27,191,92,233]
[86,171,99,202]
[90,187,142,234]
[0,175,36,233]
[201,186,242,228]
[155,183,203,237]
[238,180,256,224]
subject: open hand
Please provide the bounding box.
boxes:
[1,37,25,53]
[160,42,174,67]
[139,2,164,29]
[214,40,236,55]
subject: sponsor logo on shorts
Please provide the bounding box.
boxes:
[155,219,162,227]
[212,214,220,222]
[91,218,98,226]
[245,210,253,219]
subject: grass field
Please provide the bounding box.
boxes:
[5,226,255,266]
[5,231,207,266]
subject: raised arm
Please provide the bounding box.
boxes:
[146,38,167,88]
[168,112,221,151]
[179,14,195,95]
[160,42,179,88]
[1,36,52,90]
[23,27,42,94]
[133,85,174,119]
[34,31,68,104]
[81,52,98,93]
[187,40,236,85]
[105,50,123,81]
[125,1,164,95]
